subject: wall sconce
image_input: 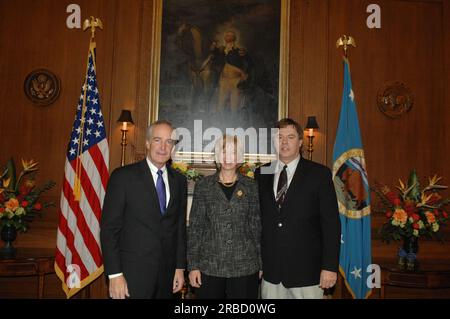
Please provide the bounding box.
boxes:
[305,116,319,161]
[117,109,134,167]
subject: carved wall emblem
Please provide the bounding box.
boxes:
[24,69,61,106]
[377,82,413,119]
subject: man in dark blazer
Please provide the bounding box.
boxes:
[255,118,341,299]
[100,120,187,299]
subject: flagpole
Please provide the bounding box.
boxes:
[73,17,103,201]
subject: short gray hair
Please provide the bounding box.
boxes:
[214,134,245,164]
[146,119,174,141]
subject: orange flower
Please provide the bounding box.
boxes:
[376,172,450,242]
[5,198,19,211]
[425,211,436,224]
[393,208,408,224]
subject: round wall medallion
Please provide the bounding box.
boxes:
[377,82,413,119]
[24,69,61,106]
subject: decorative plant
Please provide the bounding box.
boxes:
[372,170,449,243]
[171,161,203,181]
[238,162,263,179]
[0,158,55,232]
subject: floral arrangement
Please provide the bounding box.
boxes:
[372,170,449,243]
[0,159,55,232]
[239,162,262,179]
[171,161,264,181]
[171,162,203,181]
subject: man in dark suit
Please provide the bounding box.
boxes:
[255,118,341,299]
[100,120,187,299]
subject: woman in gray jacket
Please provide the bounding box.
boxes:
[187,135,261,299]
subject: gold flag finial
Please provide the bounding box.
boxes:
[336,35,356,57]
[83,16,103,39]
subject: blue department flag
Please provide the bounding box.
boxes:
[332,58,372,299]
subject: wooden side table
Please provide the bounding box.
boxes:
[377,257,450,299]
[0,248,55,298]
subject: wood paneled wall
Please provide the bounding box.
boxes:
[0,0,118,298]
[0,0,449,298]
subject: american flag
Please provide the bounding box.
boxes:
[55,41,109,298]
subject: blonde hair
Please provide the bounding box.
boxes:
[214,135,245,165]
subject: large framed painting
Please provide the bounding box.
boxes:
[149,0,290,163]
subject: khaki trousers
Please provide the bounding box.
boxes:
[261,279,324,299]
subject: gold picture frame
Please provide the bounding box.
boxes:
[148,0,290,164]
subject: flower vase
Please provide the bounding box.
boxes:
[398,236,419,271]
[0,225,18,259]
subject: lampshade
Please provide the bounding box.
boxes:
[305,116,319,130]
[117,109,134,124]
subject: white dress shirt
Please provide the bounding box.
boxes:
[273,155,300,198]
[108,158,171,279]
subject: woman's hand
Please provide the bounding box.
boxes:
[189,270,202,288]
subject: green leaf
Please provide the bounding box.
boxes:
[33,180,56,196]
[408,169,420,201]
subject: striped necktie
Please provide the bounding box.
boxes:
[276,165,288,208]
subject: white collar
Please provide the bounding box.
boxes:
[277,155,301,173]
[146,157,167,175]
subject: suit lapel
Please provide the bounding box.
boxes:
[228,174,245,205]
[165,165,178,214]
[282,157,307,206]
[268,173,277,208]
[260,165,277,210]
[137,160,161,217]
